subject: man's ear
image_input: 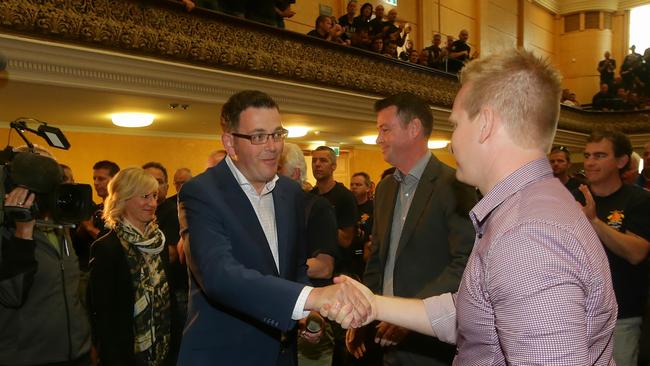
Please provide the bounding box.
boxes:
[408,117,423,139]
[478,107,496,144]
[616,154,630,171]
[222,133,237,161]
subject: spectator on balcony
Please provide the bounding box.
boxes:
[274,0,296,29]
[418,49,430,67]
[408,49,419,63]
[307,15,334,41]
[424,33,445,69]
[562,92,581,108]
[370,36,384,54]
[368,4,385,36]
[611,76,625,95]
[621,45,643,91]
[592,83,613,110]
[639,48,650,97]
[598,51,617,88]
[448,29,471,73]
[382,42,398,58]
[398,39,413,61]
[338,1,357,39]
[330,17,350,46]
[382,9,410,47]
[351,27,372,50]
[353,3,373,32]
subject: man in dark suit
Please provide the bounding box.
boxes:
[177,90,370,366]
[346,92,476,366]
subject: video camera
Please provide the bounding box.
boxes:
[0,118,94,225]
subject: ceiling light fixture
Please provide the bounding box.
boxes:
[361,135,378,145]
[111,113,154,128]
[428,140,449,149]
[286,126,310,138]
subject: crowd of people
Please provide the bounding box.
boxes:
[178,0,476,74]
[307,2,477,74]
[587,46,650,111]
[3,50,650,366]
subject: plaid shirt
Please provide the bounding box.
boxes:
[454,159,617,365]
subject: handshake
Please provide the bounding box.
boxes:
[305,275,377,329]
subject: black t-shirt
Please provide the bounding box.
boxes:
[311,182,358,230]
[564,176,584,192]
[156,195,187,292]
[450,40,470,60]
[573,184,650,318]
[307,29,327,40]
[343,200,374,281]
[303,192,339,287]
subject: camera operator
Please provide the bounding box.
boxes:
[0,148,92,366]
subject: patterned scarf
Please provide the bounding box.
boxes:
[114,219,171,366]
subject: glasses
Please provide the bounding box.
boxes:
[231,129,289,145]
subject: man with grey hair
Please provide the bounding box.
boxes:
[623,151,641,185]
[324,49,618,365]
[279,142,338,365]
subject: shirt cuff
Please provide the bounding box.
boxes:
[292,286,314,320]
[423,292,457,344]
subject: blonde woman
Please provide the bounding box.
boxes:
[89,167,172,366]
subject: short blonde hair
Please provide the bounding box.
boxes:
[103,167,158,229]
[459,49,562,151]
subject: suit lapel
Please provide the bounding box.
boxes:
[272,181,289,277]
[379,178,399,268]
[394,156,439,260]
[215,164,279,276]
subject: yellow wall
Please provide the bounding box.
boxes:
[0,128,223,202]
[524,1,556,62]
[479,0,518,57]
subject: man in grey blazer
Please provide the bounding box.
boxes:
[347,92,476,366]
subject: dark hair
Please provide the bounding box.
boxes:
[352,172,371,187]
[374,92,433,138]
[380,167,396,180]
[142,161,168,182]
[587,129,632,174]
[221,90,279,132]
[315,15,330,28]
[313,146,337,165]
[93,160,120,177]
[550,145,571,162]
[359,2,373,18]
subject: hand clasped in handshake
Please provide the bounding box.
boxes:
[306,275,376,329]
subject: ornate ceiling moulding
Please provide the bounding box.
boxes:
[0,0,459,107]
[559,106,650,134]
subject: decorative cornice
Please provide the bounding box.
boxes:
[534,0,649,14]
[559,105,650,135]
